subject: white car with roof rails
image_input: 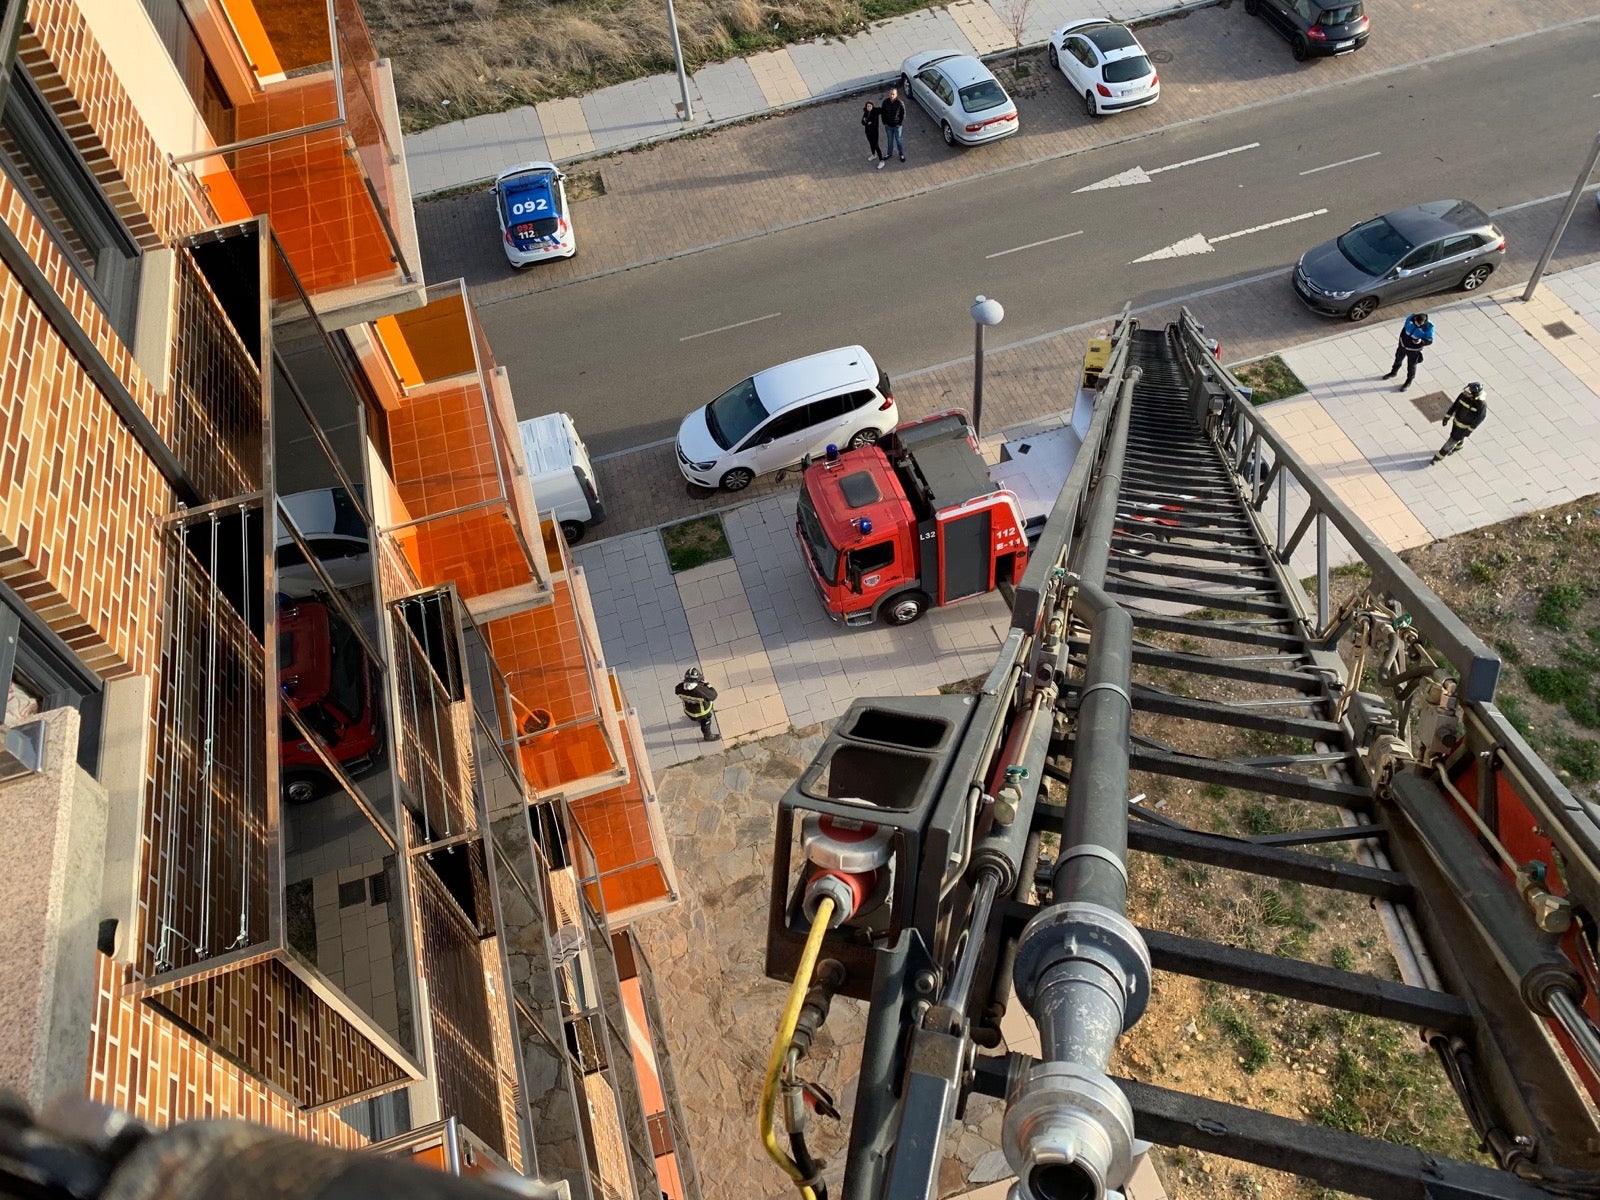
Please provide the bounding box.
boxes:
[675,347,897,492]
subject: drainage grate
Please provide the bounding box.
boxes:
[1544,321,1576,339]
[1407,391,1453,422]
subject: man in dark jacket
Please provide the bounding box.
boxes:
[1431,382,1486,464]
[881,86,907,164]
[1382,312,1434,392]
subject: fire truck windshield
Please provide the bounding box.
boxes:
[797,491,840,583]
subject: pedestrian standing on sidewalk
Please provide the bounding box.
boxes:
[1431,382,1487,464]
[861,100,883,167]
[1382,312,1434,392]
[674,667,720,741]
[881,86,906,165]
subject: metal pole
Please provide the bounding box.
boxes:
[664,0,694,121]
[973,320,985,436]
[1523,131,1600,301]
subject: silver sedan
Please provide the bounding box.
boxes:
[899,51,1019,147]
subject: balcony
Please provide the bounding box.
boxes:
[179,0,422,326]
[376,282,552,615]
[567,708,678,926]
[129,227,426,1110]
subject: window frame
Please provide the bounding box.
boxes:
[0,581,104,774]
[0,68,143,339]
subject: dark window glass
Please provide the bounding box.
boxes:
[1317,4,1363,24]
[1103,55,1153,83]
[1398,243,1443,270]
[1337,217,1413,276]
[140,0,234,145]
[1437,234,1479,259]
[0,584,104,774]
[0,71,141,338]
[959,80,1008,113]
[757,407,814,441]
[847,541,895,574]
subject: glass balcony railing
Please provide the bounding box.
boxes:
[378,281,551,611]
[175,0,417,314]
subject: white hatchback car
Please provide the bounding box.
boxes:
[675,347,897,492]
[493,161,576,267]
[1049,20,1161,116]
[899,51,1019,146]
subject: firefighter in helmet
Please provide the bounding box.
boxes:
[674,667,719,741]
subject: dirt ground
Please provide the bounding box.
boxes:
[1097,494,1600,1200]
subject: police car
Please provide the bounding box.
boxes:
[493,161,577,267]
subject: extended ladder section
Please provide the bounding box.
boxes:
[764,309,1600,1200]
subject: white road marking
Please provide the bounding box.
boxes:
[986,230,1084,259]
[1132,209,1329,262]
[1299,151,1381,175]
[680,312,782,342]
[1075,143,1260,191]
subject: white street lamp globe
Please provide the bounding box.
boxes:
[971,295,1005,326]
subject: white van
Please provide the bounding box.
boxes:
[674,346,897,492]
[519,412,606,544]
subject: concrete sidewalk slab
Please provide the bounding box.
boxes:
[747,50,812,108]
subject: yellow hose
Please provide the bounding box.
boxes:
[760,895,836,1200]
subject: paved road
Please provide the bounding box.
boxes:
[478,21,1600,456]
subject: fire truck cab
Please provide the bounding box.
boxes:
[796,411,1029,626]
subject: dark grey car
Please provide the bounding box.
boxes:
[1293,200,1506,322]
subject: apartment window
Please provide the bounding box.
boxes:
[140,0,235,146]
[0,584,104,774]
[0,71,142,340]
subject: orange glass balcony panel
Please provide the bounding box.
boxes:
[484,583,596,728]
[388,381,502,517]
[230,121,398,295]
[379,291,478,386]
[250,0,335,72]
[567,741,670,916]
[409,507,535,600]
[520,722,615,796]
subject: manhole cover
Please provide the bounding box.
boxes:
[1544,321,1576,339]
[1149,49,1174,63]
[1408,391,1452,422]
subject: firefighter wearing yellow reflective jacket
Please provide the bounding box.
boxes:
[675,667,719,741]
[1431,382,1487,465]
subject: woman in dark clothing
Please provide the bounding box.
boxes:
[861,101,883,166]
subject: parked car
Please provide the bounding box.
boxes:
[1048,20,1160,117]
[675,347,897,492]
[899,51,1019,147]
[493,161,576,267]
[519,411,605,545]
[1293,200,1505,322]
[276,486,373,599]
[279,595,383,804]
[1245,0,1369,61]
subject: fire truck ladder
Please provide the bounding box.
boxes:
[764,308,1600,1200]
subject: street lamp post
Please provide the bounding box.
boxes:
[665,0,694,122]
[970,295,1005,436]
[1523,132,1600,301]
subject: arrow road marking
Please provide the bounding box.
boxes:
[986,230,1084,259]
[1299,151,1381,175]
[680,312,782,342]
[1074,143,1260,191]
[1131,209,1329,263]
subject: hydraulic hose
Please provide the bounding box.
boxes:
[761,895,837,1200]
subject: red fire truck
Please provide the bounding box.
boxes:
[795,411,1034,626]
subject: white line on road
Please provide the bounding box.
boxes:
[1299,151,1381,175]
[1209,209,1331,243]
[1132,209,1329,262]
[680,312,782,342]
[1075,143,1259,191]
[986,230,1084,259]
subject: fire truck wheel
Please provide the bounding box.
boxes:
[847,428,883,450]
[880,591,929,626]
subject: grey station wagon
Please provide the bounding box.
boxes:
[1293,200,1506,322]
